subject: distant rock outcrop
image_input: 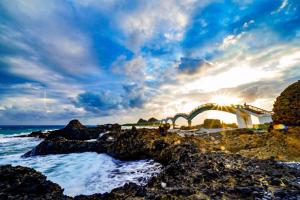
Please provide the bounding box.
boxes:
[137,118,148,124]
[148,117,158,123]
[65,119,86,129]
[272,80,300,125]
[20,119,121,141]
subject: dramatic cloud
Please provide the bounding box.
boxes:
[0,0,300,124]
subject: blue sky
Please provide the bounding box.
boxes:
[0,0,300,125]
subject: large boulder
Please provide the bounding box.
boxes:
[65,119,86,129]
[0,165,69,200]
[272,80,300,125]
[22,138,104,157]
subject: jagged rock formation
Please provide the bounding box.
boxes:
[273,80,300,125]
[18,120,121,141]
[17,120,300,199]
[17,130,50,138]
[65,119,86,129]
[22,138,104,157]
[5,144,300,199]
[47,121,120,140]
[0,165,70,200]
[23,121,300,161]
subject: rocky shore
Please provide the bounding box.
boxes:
[1,81,300,199]
[2,121,299,199]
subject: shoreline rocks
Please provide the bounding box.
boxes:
[22,138,105,157]
[17,124,300,199]
[17,119,121,141]
[2,78,300,199]
[22,124,300,162]
[3,147,300,199]
[0,165,70,200]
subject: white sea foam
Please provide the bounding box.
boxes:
[0,135,162,197]
[278,161,300,170]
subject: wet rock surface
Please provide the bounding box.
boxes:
[16,124,299,199]
[22,138,104,157]
[4,143,300,199]
[0,165,70,200]
[16,130,50,138]
[273,80,300,125]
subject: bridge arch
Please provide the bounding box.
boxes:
[160,103,272,129]
[188,104,237,121]
[165,117,173,124]
[173,114,189,128]
[190,110,238,126]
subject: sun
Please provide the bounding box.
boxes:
[210,94,241,106]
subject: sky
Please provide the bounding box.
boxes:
[0,0,300,125]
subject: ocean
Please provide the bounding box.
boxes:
[0,125,162,197]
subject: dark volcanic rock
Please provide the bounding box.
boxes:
[16,130,50,138]
[159,123,170,136]
[0,165,69,200]
[17,120,121,141]
[273,80,300,125]
[74,183,145,200]
[22,138,104,157]
[74,146,300,199]
[65,119,86,129]
[46,120,121,140]
[9,125,300,199]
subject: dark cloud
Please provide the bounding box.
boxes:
[122,83,147,108]
[74,83,148,114]
[74,92,121,115]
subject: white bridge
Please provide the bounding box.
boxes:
[159,103,273,128]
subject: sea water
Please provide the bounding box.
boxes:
[0,126,162,196]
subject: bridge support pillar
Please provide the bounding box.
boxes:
[188,119,192,127]
[172,121,175,129]
[258,115,272,124]
[236,110,253,128]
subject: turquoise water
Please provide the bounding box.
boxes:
[0,126,162,196]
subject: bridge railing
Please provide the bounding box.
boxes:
[160,103,272,122]
[237,105,273,115]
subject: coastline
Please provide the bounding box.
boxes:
[1,120,299,199]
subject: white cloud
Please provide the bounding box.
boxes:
[117,0,192,51]
[71,0,211,51]
[112,55,147,83]
[3,56,63,83]
[243,19,255,29]
[272,0,288,14]
[140,29,300,121]
[1,0,100,78]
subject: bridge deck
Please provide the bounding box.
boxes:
[160,103,272,123]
